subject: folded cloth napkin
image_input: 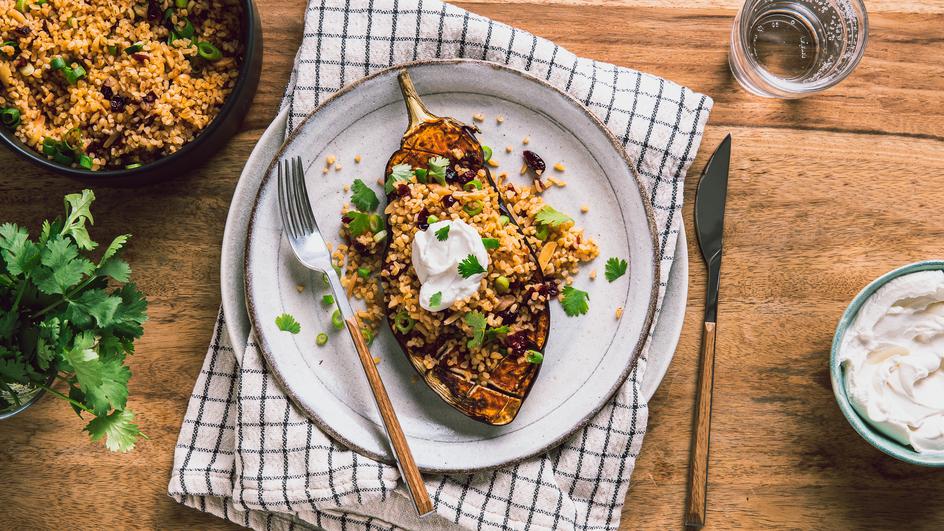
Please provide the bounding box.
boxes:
[168,0,712,529]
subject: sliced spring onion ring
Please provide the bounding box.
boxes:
[196,41,222,61]
[78,154,93,170]
[357,267,371,278]
[463,179,483,191]
[125,163,143,169]
[50,57,66,70]
[482,145,492,161]
[321,294,334,305]
[331,309,344,330]
[1,107,21,128]
[394,311,415,334]
[316,332,328,346]
[124,42,144,54]
[463,201,483,217]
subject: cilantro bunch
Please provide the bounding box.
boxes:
[0,190,148,452]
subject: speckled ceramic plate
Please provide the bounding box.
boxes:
[243,60,661,473]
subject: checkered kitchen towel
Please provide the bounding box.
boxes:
[168,0,712,529]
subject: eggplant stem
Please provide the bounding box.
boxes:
[398,70,438,132]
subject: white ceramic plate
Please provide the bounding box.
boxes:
[221,108,689,401]
[243,60,663,472]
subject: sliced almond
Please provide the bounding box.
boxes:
[444,312,462,325]
[538,241,558,271]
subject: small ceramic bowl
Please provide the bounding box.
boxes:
[830,259,944,467]
[0,0,262,185]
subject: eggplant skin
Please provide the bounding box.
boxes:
[380,72,551,426]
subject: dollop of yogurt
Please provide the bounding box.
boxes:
[839,270,944,454]
[412,219,488,312]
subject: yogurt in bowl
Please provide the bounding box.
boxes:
[831,260,944,466]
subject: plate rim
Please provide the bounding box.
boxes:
[243,58,661,473]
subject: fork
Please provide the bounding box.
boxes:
[278,156,433,516]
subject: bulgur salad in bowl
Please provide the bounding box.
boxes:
[0,0,261,182]
[244,60,658,471]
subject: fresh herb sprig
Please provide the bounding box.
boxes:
[457,254,486,278]
[604,257,627,282]
[0,190,148,452]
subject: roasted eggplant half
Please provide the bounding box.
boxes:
[379,71,551,425]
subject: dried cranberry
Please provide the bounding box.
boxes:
[396,183,411,198]
[341,214,353,224]
[110,94,126,113]
[498,309,517,326]
[523,150,546,176]
[132,52,148,63]
[417,208,430,230]
[352,240,368,254]
[454,169,473,186]
[543,281,560,298]
[444,167,459,183]
[147,0,162,20]
[461,150,483,173]
[505,333,533,357]
[143,91,156,103]
[12,57,25,68]
[15,26,30,36]
[100,85,114,99]
[441,195,456,208]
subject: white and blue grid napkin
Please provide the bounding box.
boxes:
[168,0,713,529]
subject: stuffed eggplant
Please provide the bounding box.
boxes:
[378,71,551,425]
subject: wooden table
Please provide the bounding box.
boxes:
[2,0,943,529]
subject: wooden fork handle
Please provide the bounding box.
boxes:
[685,321,717,528]
[345,318,434,516]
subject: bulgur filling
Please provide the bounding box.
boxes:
[0,0,242,170]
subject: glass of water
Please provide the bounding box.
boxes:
[729,0,868,98]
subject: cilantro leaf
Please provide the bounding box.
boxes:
[63,331,103,393]
[98,234,129,266]
[464,311,487,349]
[0,223,41,277]
[350,179,380,212]
[535,205,573,228]
[429,291,442,308]
[560,286,590,317]
[604,257,628,282]
[486,325,509,341]
[83,356,131,415]
[36,317,61,370]
[435,224,450,241]
[98,257,131,282]
[345,211,373,237]
[33,236,94,295]
[108,283,148,338]
[0,358,29,384]
[62,189,97,250]
[481,237,499,250]
[66,288,121,329]
[457,254,486,278]
[275,313,301,334]
[427,156,450,185]
[84,408,142,453]
[384,164,413,194]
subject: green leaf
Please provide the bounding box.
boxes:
[98,234,129,266]
[0,311,18,342]
[604,257,627,282]
[481,237,499,250]
[384,164,413,195]
[275,313,301,334]
[98,258,130,282]
[0,358,29,384]
[63,331,103,393]
[345,211,373,237]
[525,349,544,364]
[457,254,486,279]
[464,311,487,350]
[427,156,450,186]
[35,317,61,370]
[85,408,142,452]
[67,288,121,328]
[434,225,450,241]
[560,286,590,317]
[350,179,379,212]
[429,291,442,308]
[68,385,87,418]
[108,283,148,338]
[83,356,130,415]
[534,205,573,228]
[485,325,509,341]
[62,189,98,250]
[33,237,94,295]
[0,223,41,277]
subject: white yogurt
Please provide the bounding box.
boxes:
[412,219,488,312]
[839,269,944,454]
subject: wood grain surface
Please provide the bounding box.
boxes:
[1,1,943,529]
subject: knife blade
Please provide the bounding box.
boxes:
[685,134,731,529]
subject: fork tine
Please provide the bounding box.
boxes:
[292,157,318,233]
[282,159,304,238]
[287,159,309,235]
[277,159,296,239]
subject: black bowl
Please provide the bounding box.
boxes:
[0,0,263,186]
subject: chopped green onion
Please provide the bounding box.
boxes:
[361,327,374,346]
[357,267,371,278]
[373,230,387,243]
[124,42,144,54]
[481,237,499,250]
[1,41,17,59]
[463,201,483,217]
[321,272,330,288]
[35,0,48,5]
[52,149,72,165]
[331,309,344,330]
[414,168,428,183]
[62,64,87,85]
[321,294,334,306]
[494,275,510,294]
[125,163,143,169]
[108,45,118,56]
[167,31,177,45]
[394,311,415,334]
[482,145,492,161]
[535,224,549,241]
[426,215,439,225]
[15,0,26,12]
[50,57,67,70]
[78,154,93,170]
[63,127,82,152]
[42,137,58,156]
[333,264,342,277]
[196,41,222,61]
[175,18,195,39]
[498,215,510,226]
[175,0,189,7]
[367,213,383,233]
[525,350,544,364]
[1,107,21,128]
[316,332,329,346]
[463,179,483,191]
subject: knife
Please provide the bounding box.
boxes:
[685,134,731,528]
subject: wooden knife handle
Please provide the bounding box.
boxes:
[345,318,434,516]
[685,321,717,528]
